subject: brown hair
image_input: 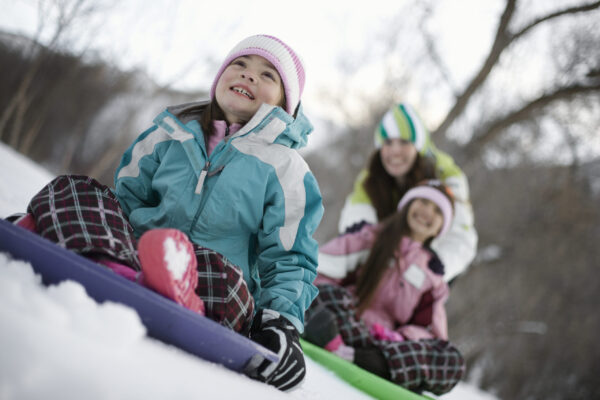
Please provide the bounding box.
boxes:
[363,149,436,221]
[197,94,288,141]
[354,183,453,314]
[355,207,412,314]
[199,98,226,139]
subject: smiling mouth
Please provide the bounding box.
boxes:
[386,157,408,166]
[413,214,432,228]
[231,86,255,100]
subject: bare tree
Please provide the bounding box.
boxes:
[306,5,600,398]
[322,0,600,170]
[429,0,600,169]
[308,0,600,243]
[0,0,105,152]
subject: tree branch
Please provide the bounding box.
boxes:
[513,1,600,40]
[419,5,458,94]
[433,0,516,137]
[433,0,600,139]
[462,82,600,169]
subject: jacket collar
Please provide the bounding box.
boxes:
[167,101,313,150]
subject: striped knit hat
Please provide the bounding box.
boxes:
[210,34,305,115]
[397,180,454,237]
[374,103,430,152]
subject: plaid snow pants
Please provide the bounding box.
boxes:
[27,175,254,334]
[306,283,466,395]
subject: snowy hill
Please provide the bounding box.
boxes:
[0,142,496,400]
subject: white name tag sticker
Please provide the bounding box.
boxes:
[403,264,425,289]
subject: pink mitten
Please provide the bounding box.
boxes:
[324,334,354,362]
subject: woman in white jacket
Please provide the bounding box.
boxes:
[338,103,478,282]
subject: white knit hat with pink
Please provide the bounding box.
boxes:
[210,34,306,115]
[397,180,454,237]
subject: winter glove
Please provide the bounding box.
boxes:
[343,220,370,234]
[425,246,445,276]
[246,309,306,391]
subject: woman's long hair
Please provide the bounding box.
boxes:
[363,149,436,221]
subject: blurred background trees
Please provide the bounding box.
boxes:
[305,2,600,399]
[1,0,599,398]
[0,0,199,181]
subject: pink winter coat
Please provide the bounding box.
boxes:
[315,224,449,341]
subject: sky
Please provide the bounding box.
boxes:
[0,142,500,399]
[0,0,501,124]
[3,0,597,164]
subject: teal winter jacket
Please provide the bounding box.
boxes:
[114,101,324,331]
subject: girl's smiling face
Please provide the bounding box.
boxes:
[215,55,285,125]
[380,138,418,180]
[406,198,444,243]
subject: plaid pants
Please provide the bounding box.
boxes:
[307,283,465,395]
[28,175,254,333]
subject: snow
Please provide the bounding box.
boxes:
[0,142,496,400]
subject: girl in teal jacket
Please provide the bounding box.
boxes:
[114,81,322,335]
[23,34,323,391]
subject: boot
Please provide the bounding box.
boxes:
[304,305,354,361]
[354,347,390,379]
[138,228,204,315]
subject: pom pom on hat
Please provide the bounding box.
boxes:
[210,34,305,115]
[397,180,454,237]
[374,103,430,151]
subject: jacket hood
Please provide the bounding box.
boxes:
[265,102,313,149]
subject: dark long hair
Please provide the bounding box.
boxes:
[172,98,226,149]
[354,207,412,314]
[363,149,436,221]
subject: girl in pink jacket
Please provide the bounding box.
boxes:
[304,180,465,395]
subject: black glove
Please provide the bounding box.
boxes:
[425,246,445,276]
[343,220,370,234]
[246,309,306,391]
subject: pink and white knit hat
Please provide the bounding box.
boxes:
[397,180,454,237]
[209,34,306,115]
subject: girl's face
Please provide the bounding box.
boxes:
[215,55,285,125]
[406,198,444,243]
[380,138,418,180]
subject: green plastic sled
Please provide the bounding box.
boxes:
[301,339,434,400]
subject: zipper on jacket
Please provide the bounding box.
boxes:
[190,123,236,230]
[195,162,210,194]
[195,123,231,195]
[194,162,225,195]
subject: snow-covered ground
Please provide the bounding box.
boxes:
[0,142,498,400]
